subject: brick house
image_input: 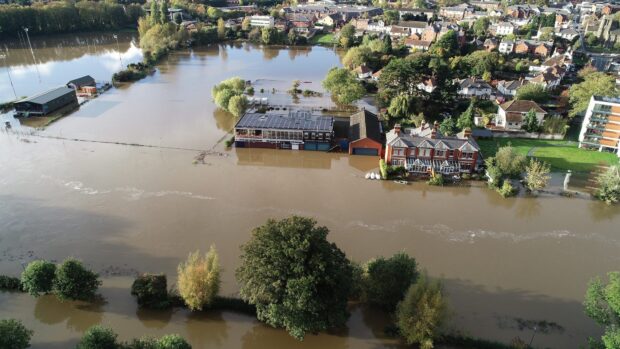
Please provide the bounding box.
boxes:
[496,100,547,130]
[385,124,481,175]
[349,109,383,156]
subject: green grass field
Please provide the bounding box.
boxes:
[310,33,337,45]
[477,138,619,172]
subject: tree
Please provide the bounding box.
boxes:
[241,17,251,31]
[322,67,365,105]
[159,0,169,24]
[150,0,159,24]
[21,260,56,296]
[387,94,411,119]
[522,109,540,133]
[585,272,620,348]
[457,99,475,130]
[439,117,457,136]
[339,24,355,48]
[217,18,226,39]
[569,72,617,118]
[430,30,458,57]
[378,54,430,102]
[482,71,492,82]
[364,252,419,311]
[383,34,392,54]
[287,28,297,45]
[236,216,354,340]
[177,246,221,311]
[594,165,620,205]
[384,10,399,24]
[261,27,279,45]
[472,17,490,37]
[157,334,192,349]
[396,274,447,349]
[131,274,170,309]
[207,6,222,19]
[77,326,119,349]
[52,258,101,301]
[495,144,527,178]
[342,46,372,69]
[228,95,248,118]
[525,159,551,192]
[458,51,499,77]
[515,84,549,103]
[0,319,33,349]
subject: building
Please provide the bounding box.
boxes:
[458,77,494,99]
[398,8,434,20]
[499,39,515,54]
[496,100,547,130]
[484,38,498,51]
[67,75,95,90]
[354,65,372,79]
[348,109,383,156]
[234,110,334,151]
[578,96,620,157]
[14,86,78,117]
[416,77,437,93]
[250,15,274,28]
[405,38,432,51]
[497,79,528,96]
[490,22,515,35]
[514,40,553,57]
[439,4,473,20]
[392,20,428,36]
[385,124,480,175]
[470,0,501,10]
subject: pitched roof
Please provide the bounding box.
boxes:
[386,128,480,151]
[17,86,76,105]
[459,77,493,90]
[235,110,334,132]
[499,99,546,113]
[349,109,382,143]
[498,79,528,91]
[67,75,95,87]
[396,20,428,28]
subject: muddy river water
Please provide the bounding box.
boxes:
[1,33,619,349]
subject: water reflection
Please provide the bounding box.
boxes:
[185,311,229,347]
[136,307,174,329]
[34,295,104,332]
[235,148,334,169]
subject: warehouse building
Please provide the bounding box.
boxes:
[14,86,78,117]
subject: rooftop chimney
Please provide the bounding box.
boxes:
[463,127,472,139]
[394,123,401,135]
[431,121,439,139]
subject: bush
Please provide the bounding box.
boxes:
[177,247,221,311]
[131,274,170,309]
[427,173,444,186]
[497,181,518,198]
[77,326,119,349]
[156,334,192,349]
[0,319,33,349]
[364,252,419,311]
[225,136,235,148]
[53,258,101,301]
[379,159,388,179]
[21,260,56,296]
[594,165,620,205]
[0,275,22,291]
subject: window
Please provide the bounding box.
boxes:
[392,159,404,166]
[393,147,406,157]
[419,148,431,157]
[448,150,454,158]
[461,151,474,159]
[435,150,445,157]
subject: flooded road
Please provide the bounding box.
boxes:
[0,35,619,348]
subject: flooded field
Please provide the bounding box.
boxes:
[1,34,619,349]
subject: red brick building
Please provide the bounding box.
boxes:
[349,109,383,156]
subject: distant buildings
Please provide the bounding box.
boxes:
[457,77,495,99]
[250,15,275,28]
[14,86,78,117]
[578,96,620,157]
[496,100,547,130]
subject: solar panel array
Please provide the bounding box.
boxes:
[235,112,334,132]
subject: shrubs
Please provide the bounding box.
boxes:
[177,247,221,311]
[396,274,447,349]
[21,260,56,296]
[594,165,620,205]
[131,274,170,309]
[380,159,388,179]
[427,172,444,186]
[212,78,248,116]
[524,159,551,193]
[0,275,22,291]
[156,334,192,349]
[363,252,419,311]
[498,181,518,198]
[77,326,192,349]
[0,319,33,349]
[53,258,101,301]
[76,326,118,349]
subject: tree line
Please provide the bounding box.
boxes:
[0,1,144,39]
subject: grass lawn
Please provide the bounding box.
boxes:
[477,138,619,172]
[310,33,337,45]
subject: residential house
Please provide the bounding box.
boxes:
[490,22,515,36]
[372,69,382,81]
[578,95,620,156]
[439,4,473,20]
[350,18,369,31]
[555,13,569,28]
[470,0,501,11]
[288,14,316,33]
[499,39,515,54]
[348,109,383,156]
[555,27,579,40]
[529,69,563,90]
[250,15,274,28]
[367,20,391,33]
[398,8,434,20]
[602,4,620,15]
[394,20,428,35]
[496,100,547,130]
[405,38,432,51]
[317,13,339,27]
[67,75,97,96]
[234,110,334,151]
[416,77,437,93]
[458,77,495,99]
[355,65,372,79]
[514,40,553,57]
[497,79,528,97]
[385,124,481,174]
[390,25,410,37]
[484,38,499,51]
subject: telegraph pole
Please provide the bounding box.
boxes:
[23,27,41,83]
[0,52,18,100]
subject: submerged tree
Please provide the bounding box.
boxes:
[322,68,365,105]
[594,165,620,205]
[0,319,33,349]
[177,246,221,311]
[584,272,620,348]
[363,252,419,311]
[236,216,354,340]
[21,260,56,296]
[525,159,551,192]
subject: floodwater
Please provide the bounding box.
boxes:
[1,34,619,349]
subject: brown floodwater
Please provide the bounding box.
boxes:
[1,35,619,349]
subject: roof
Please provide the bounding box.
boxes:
[17,86,76,105]
[498,79,528,91]
[459,77,493,90]
[397,20,428,28]
[67,75,95,87]
[349,109,382,143]
[235,110,334,132]
[386,128,480,151]
[499,99,546,113]
[405,38,432,47]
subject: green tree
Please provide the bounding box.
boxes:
[236,216,354,340]
[472,17,490,37]
[0,319,33,349]
[569,72,617,118]
[322,67,365,105]
[383,34,392,54]
[228,95,248,118]
[396,274,447,349]
[159,0,169,24]
[339,24,355,48]
[157,334,192,349]
[131,274,170,309]
[287,28,297,45]
[457,99,475,130]
[459,51,499,77]
[261,27,278,45]
[21,260,56,296]
[594,165,620,205]
[217,18,226,39]
[342,46,372,69]
[53,258,101,301]
[522,109,540,132]
[207,6,222,19]
[585,272,620,347]
[364,252,419,311]
[525,159,551,192]
[241,17,251,31]
[515,83,549,103]
[430,30,458,57]
[77,326,119,349]
[494,144,527,178]
[150,0,159,24]
[384,10,399,24]
[378,54,431,102]
[439,117,457,136]
[177,246,221,311]
[387,94,411,119]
